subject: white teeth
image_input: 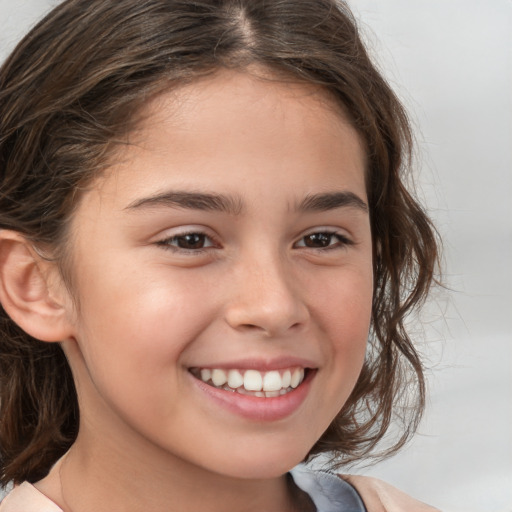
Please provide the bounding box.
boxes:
[200,369,212,382]
[211,369,227,387]
[290,368,302,388]
[195,367,307,396]
[281,370,291,388]
[227,369,244,389]
[262,370,282,392]
[243,370,263,391]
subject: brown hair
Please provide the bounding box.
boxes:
[0,0,439,486]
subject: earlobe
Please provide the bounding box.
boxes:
[0,230,74,342]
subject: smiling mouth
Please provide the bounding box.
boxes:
[189,367,306,398]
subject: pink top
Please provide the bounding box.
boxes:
[0,470,442,512]
[0,483,62,512]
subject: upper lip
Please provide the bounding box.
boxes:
[188,356,318,372]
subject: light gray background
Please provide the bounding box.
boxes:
[1,2,511,511]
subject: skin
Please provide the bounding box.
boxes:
[34,69,374,512]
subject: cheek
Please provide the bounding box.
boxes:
[68,280,208,424]
[296,266,372,440]
[70,266,220,386]
[311,262,373,337]
[311,264,373,382]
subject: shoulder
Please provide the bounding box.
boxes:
[0,482,63,512]
[341,475,442,512]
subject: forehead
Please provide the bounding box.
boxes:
[90,69,367,211]
[131,68,360,149]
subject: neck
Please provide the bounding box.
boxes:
[46,434,303,512]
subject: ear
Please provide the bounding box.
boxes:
[0,230,74,342]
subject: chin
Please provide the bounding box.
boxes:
[204,442,312,480]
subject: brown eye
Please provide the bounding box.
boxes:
[295,231,352,250]
[303,233,334,248]
[157,232,215,251]
[174,233,208,249]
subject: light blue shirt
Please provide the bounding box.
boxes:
[290,465,367,512]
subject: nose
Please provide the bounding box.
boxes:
[223,252,309,337]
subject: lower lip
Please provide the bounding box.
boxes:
[190,370,315,422]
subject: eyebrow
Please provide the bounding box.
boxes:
[296,191,368,213]
[125,191,244,215]
[125,190,368,215]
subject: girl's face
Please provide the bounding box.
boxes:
[61,70,373,480]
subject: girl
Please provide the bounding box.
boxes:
[0,1,441,510]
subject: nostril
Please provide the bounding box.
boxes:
[238,323,267,333]
[234,320,304,337]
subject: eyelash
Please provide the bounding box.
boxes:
[155,229,353,254]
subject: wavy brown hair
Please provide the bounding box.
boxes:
[0,0,439,486]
